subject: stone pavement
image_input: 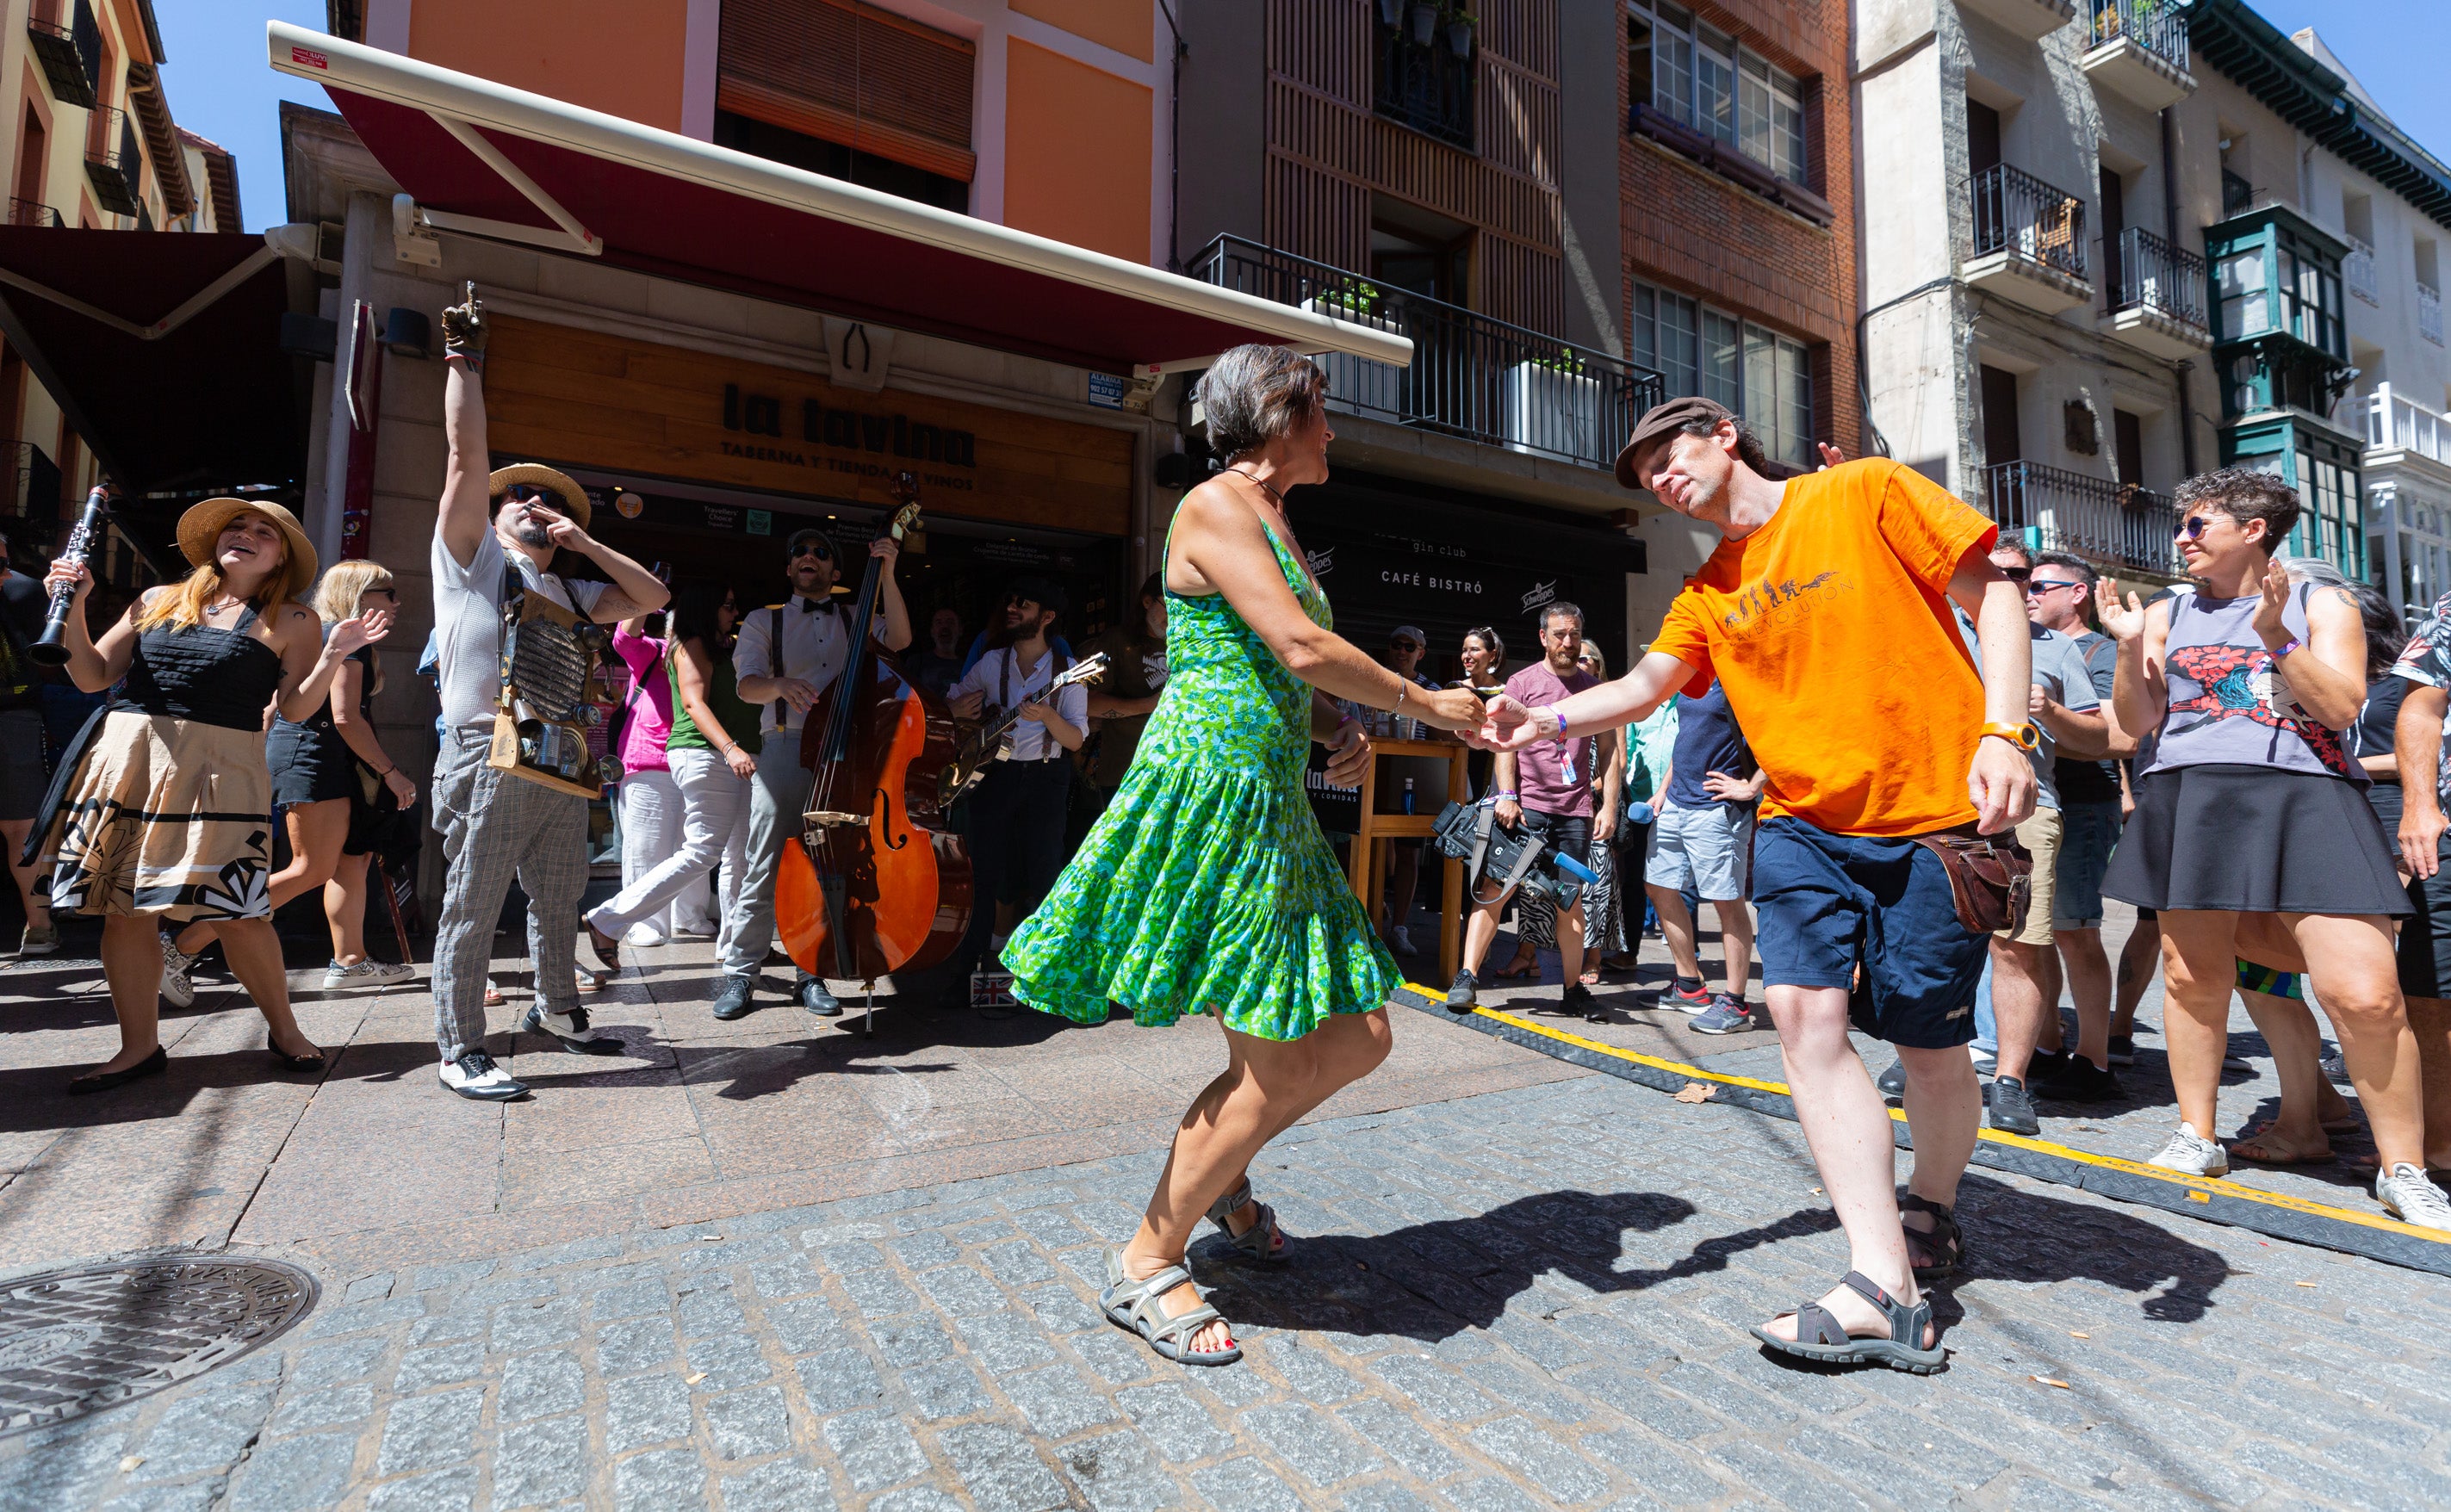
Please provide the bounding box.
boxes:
[8,1072,2451,1511]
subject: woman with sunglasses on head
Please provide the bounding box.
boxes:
[157,559,420,999]
[2098,470,2448,1229]
[585,580,761,1004]
[33,499,392,1091]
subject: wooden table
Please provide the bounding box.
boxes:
[1343,737,1474,986]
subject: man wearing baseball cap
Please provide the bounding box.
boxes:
[1480,396,2037,1371]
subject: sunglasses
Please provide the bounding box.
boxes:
[1997,565,2031,583]
[2025,579,2084,596]
[1389,640,1422,653]
[364,586,400,601]
[2175,515,2217,540]
[790,542,834,561]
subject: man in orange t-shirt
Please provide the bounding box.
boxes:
[1481,398,2038,1373]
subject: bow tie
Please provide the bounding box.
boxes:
[797,597,832,614]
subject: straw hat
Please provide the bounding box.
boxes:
[488,463,591,530]
[176,497,319,589]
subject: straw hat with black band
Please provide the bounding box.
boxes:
[488,463,592,532]
[176,497,319,591]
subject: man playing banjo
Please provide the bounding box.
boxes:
[427,287,670,1102]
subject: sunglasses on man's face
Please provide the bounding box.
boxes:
[1390,640,1421,653]
[790,542,834,561]
[2025,579,2084,596]
[1997,565,2032,583]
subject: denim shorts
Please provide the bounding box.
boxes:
[2052,799,2122,929]
[1752,815,1986,1049]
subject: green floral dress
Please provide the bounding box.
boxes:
[1004,522,1398,1039]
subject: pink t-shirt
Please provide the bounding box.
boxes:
[1505,660,1598,819]
[612,626,675,774]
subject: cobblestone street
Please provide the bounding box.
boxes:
[5,993,2448,1509]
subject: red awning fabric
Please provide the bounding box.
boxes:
[265,23,1412,378]
[0,227,301,492]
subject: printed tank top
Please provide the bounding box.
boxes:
[2139,581,2361,784]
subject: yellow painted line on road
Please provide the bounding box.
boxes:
[1409,984,2451,1248]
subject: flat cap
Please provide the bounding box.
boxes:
[1613,396,1735,490]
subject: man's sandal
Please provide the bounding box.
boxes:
[1099,1252,1241,1366]
[1750,1272,1946,1374]
[1206,1178,1290,1263]
[1899,1193,1964,1282]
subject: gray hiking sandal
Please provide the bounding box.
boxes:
[1899,1192,1964,1282]
[1206,1177,1289,1262]
[1099,1251,1241,1366]
[1749,1271,1946,1374]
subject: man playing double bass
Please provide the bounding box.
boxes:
[716,525,911,1019]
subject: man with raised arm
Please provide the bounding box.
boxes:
[1481,397,2037,1373]
[427,288,670,1102]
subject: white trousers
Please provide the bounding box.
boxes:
[588,751,750,954]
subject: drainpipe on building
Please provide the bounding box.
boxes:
[1159,0,1185,270]
[2160,108,2198,477]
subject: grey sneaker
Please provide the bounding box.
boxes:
[159,937,198,1008]
[1987,1075,2040,1137]
[2146,1121,2230,1176]
[322,958,377,988]
[1691,995,1756,1034]
[16,921,58,956]
[1875,1057,1908,1101]
[1444,970,1478,1013]
[2376,1162,2451,1230]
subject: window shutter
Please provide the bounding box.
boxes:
[718,0,977,183]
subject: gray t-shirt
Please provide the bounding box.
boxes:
[431,527,607,738]
[1956,610,2100,809]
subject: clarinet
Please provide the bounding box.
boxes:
[28,485,109,668]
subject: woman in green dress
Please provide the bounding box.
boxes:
[1005,346,1485,1365]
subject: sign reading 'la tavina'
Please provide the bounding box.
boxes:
[722,384,977,469]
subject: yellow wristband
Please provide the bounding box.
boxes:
[1981,721,2041,751]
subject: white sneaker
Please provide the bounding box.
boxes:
[439,1050,527,1101]
[624,923,667,948]
[2147,1121,2230,1177]
[363,959,415,984]
[2376,1163,2451,1230]
[159,938,198,1008]
[323,958,376,988]
[1391,926,1417,956]
[523,1002,622,1056]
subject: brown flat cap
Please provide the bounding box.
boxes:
[1614,396,1734,490]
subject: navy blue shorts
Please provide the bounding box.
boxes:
[1752,815,1987,1049]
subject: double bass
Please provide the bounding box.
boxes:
[773,482,972,1005]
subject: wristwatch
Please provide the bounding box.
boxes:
[1980,721,2041,751]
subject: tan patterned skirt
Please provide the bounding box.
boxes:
[37,711,275,920]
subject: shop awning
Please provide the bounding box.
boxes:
[0,227,302,492]
[265,23,1414,378]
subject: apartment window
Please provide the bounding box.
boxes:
[1629,3,1807,187]
[712,111,967,214]
[1631,280,1816,468]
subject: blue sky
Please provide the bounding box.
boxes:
[154,2,2451,234]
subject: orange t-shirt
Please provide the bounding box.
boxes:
[1648,459,1996,837]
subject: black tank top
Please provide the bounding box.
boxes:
[122,603,285,731]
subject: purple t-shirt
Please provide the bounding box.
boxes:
[1506,661,1598,818]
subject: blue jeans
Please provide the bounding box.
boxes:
[1972,955,1997,1055]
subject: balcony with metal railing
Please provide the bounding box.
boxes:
[2365,384,2451,472]
[6,197,61,228]
[1186,234,1665,472]
[84,104,140,217]
[1983,460,2182,579]
[2102,225,2211,358]
[1373,4,1474,152]
[23,8,98,109]
[2422,282,2445,346]
[2082,0,2193,110]
[2344,234,2380,306]
[1966,163,2092,315]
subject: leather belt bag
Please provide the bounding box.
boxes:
[1908,827,2032,937]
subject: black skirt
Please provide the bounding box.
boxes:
[267,717,356,809]
[2105,763,2411,916]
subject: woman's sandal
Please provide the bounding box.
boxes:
[1099,1251,1241,1366]
[1492,950,1538,981]
[1749,1271,1946,1374]
[267,1044,326,1074]
[1205,1179,1289,1263]
[1899,1193,1964,1282]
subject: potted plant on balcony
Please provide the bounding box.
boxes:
[1500,346,1604,465]
[1441,8,1476,57]
[1300,282,1399,416]
[1408,3,1439,48]
[1378,0,1405,27]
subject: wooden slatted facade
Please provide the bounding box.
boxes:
[1264,0,1564,335]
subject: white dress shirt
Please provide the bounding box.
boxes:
[731,596,885,734]
[949,646,1089,763]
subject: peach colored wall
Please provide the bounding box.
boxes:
[1002,38,1151,263]
[406,0,690,130]
[1008,0,1153,65]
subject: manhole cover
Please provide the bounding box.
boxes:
[0,1258,317,1435]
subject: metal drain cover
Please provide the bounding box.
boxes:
[0,1258,317,1435]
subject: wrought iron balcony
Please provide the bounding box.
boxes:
[2103,226,2211,358]
[1983,460,2181,579]
[2345,234,2380,306]
[2364,383,2451,468]
[1186,234,1664,472]
[1374,4,1474,151]
[24,13,97,109]
[1967,164,2090,314]
[2088,1,2188,71]
[7,198,61,228]
[2082,1,2192,108]
[84,104,140,218]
